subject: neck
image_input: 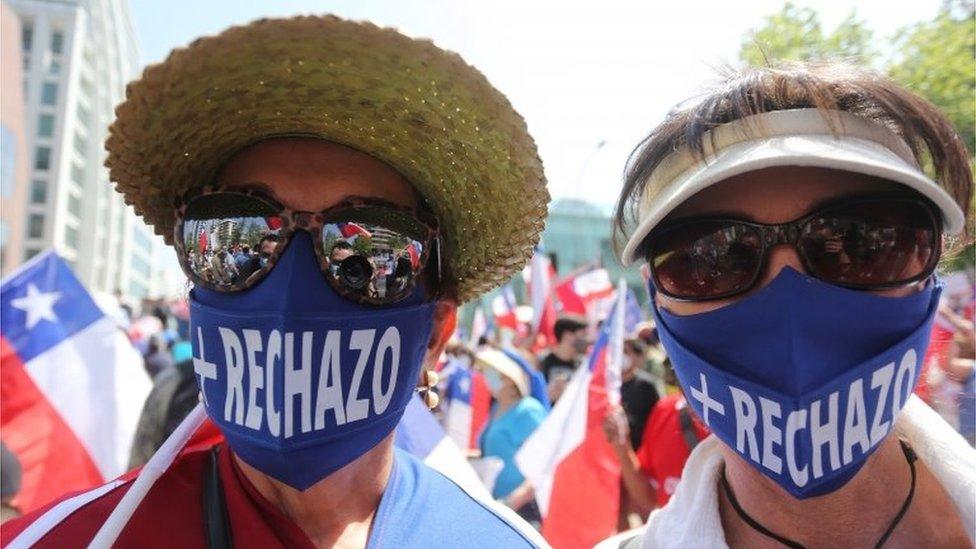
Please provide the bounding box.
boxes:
[718,433,965,548]
[553,342,576,361]
[235,435,395,549]
[496,391,522,412]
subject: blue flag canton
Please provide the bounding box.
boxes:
[0,252,104,362]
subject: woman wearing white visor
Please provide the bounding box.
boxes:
[609,63,974,548]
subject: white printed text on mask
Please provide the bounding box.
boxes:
[193,326,402,437]
[687,348,917,487]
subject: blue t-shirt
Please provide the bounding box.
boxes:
[480,397,547,499]
[367,448,541,548]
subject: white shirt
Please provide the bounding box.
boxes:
[598,395,976,549]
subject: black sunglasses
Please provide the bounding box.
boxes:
[174,185,442,306]
[642,195,941,301]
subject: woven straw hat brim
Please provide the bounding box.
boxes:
[106,15,549,302]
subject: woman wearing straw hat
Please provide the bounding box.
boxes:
[2,15,549,549]
[475,348,547,526]
[606,62,974,548]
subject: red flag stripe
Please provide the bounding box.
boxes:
[0,336,104,513]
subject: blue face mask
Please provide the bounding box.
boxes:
[652,267,941,498]
[190,232,436,490]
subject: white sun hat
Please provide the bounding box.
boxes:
[621,108,967,265]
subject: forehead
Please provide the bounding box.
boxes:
[216,137,419,211]
[666,166,912,224]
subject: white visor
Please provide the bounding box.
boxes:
[621,109,966,265]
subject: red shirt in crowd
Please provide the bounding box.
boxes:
[635,394,710,508]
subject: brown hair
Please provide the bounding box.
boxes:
[613,61,973,255]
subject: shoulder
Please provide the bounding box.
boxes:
[1,478,134,548]
[380,450,546,548]
[2,449,210,548]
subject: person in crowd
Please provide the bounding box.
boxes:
[142,333,175,380]
[936,303,976,445]
[540,315,588,403]
[604,363,710,517]
[476,348,548,526]
[619,338,660,450]
[221,249,240,282]
[1,443,21,523]
[233,244,251,272]
[329,240,355,274]
[2,15,549,548]
[607,61,974,547]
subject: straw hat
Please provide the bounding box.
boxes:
[105,15,549,302]
[474,348,529,397]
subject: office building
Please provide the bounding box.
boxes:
[6,0,166,299]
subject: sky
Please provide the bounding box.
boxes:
[129,0,942,212]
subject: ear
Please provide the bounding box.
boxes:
[423,298,458,371]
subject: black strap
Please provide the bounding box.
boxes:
[719,440,918,549]
[203,446,233,549]
[677,405,701,453]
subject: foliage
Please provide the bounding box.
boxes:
[888,0,976,155]
[739,3,877,66]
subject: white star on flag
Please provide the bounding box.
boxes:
[11,283,61,329]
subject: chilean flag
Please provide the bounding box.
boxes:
[554,267,615,317]
[0,251,152,513]
[337,221,371,239]
[443,360,491,451]
[516,280,634,548]
[491,285,519,331]
[468,305,490,347]
[524,249,557,350]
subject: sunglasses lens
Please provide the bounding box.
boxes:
[180,193,282,289]
[321,206,432,304]
[650,221,763,300]
[800,200,937,287]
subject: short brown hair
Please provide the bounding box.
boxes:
[613,62,973,255]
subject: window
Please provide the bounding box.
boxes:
[41,82,58,105]
[73,133,87,156]
[67,193,81,218]
[24,248,40,261]
[49,60,60,75]
[27,214,44,239]
[30,179,47,204]
[76,104,91,128]
[50,31,64,55]
[1,126,14,198]
[129,280,148,299]
[23,55,30,71]
[37,114,54,137]
[133,226,152,253]
[64,225,78,250]
[131,254,151,279]
[71,163,84,185]
[34,146,50,170]
[22,25,33,51]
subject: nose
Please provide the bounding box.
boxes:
[755,244,807,289]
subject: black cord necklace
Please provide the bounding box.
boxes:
[720,440,918,549]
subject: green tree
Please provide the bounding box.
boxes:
[888,0,975,155]
[740,1,974,156]
[739,3,877,66]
